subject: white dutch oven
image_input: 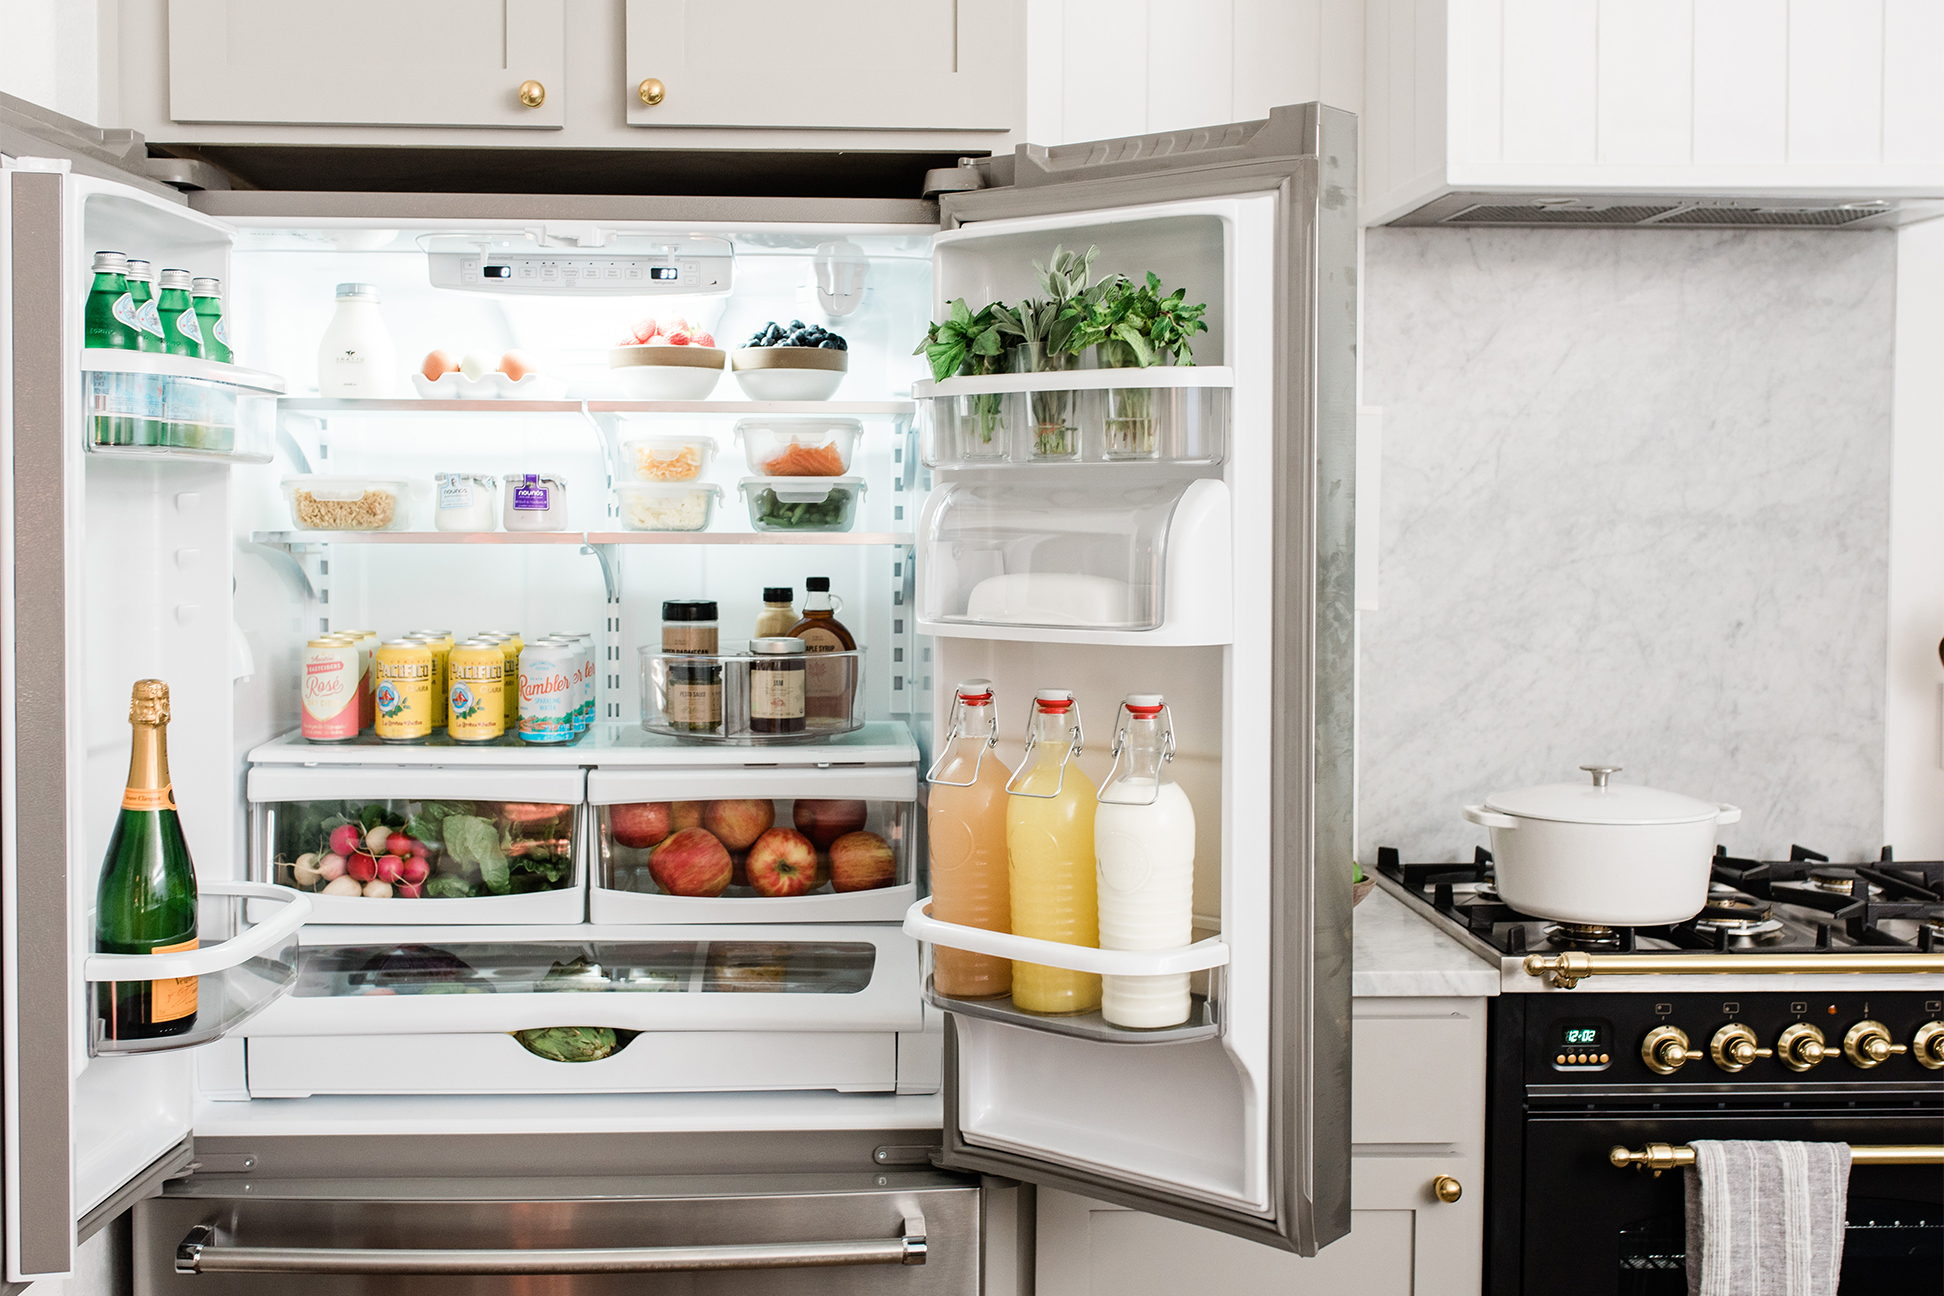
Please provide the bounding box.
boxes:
[1461,765,1741,926]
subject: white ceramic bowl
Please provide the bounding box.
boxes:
[610,346,725,401]
[730,347,847,401]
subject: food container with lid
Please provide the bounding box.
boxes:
[503,473,568,531]
[1461,765,1742,926]
[733,418,862,476]
[432,472,499,531]
[620,433,716,482]
[614,483,720,532]
[281,474,413,532]
[737,476,867,533]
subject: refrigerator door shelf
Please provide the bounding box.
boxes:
[916,477,1232,645]
[926,978,1221,1047]
[903,901,1229,976]
[588,765,917,924]
[85,883,311,1058]
[923,384,1229,468]
[82,350,284,465]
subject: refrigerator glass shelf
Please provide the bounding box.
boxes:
[926,978,1221,1046]
[279,399,918,417]
[245,720,920,769]
[252,530,915,547]
[86,883,310,1057]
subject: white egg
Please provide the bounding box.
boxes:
[460,351,496,380]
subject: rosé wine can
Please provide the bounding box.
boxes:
[301,638,361,742]
[517,641,576,744]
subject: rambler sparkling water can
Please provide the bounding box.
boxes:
[447,642,505,744]
[549,631,596,730]
[374,640,434,742]
[517,641,576,744]
[300,638,361,742]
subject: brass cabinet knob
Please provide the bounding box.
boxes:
[518,80,547,108]
[1776,1022,1828,1072]
[638,77,666,106]
[1642,1025,1693,1075]
[1914,1021,1944,1070]
[1432,1175,1462,1204]
[1710,1023,1774,1073]
[1843,1020,1909,1068]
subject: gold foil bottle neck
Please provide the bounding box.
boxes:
[128,679,171,726]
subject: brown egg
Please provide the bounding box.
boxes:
[420,349,460,381]
[499,349,538,382]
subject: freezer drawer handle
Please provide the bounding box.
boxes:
[175,1215,927,1275]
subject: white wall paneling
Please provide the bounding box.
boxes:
[1691,0,1787,166]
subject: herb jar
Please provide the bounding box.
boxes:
[433,471,499,531]
[748,636,807,735]
[503,472,568,531]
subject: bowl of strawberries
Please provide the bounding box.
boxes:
[609,317,725,400]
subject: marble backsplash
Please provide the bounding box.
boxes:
[1358,227,1895,866]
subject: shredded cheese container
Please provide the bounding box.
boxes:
[503,473,569,531]
[280,475,413,532]
[614,482,721,532]
[620,433,716,482]
[433,472,499,531]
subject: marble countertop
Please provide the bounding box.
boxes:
[1353,886,1500,998]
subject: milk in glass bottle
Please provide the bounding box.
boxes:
[1094,695,1196,1028]
[926,680,1012,999]
[1005,689,1099,1014]
[317,283,397,397]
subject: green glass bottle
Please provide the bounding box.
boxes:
[95,679,200,1042]
[125,259,166,353]
[190,277,232,363]
[84,251,140,349]
[155,268,205,360]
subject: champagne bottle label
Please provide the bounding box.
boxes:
[149,936,199,1023]
[121,783,176,812]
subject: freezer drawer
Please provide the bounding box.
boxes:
[135,1174,980,1295]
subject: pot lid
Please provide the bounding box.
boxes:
[1483,765,1725,826]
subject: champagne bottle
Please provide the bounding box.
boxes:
[96,680,199,1041]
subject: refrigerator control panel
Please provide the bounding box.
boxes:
[429,251,732,295]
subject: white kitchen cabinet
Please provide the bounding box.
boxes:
[165,0,566,128]
[624,0,1023,131]
[1365,0,1944,225]
[1032,996,1488,1296]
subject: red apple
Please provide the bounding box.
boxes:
[730,852,749,887]
[746,828,821,898]
[328,823,363,858]
[670,801,705,831]
[828,831,896,892]
[793,799,869,849]
[704,798,775,851]
[649,827,732,898]
[346,851,379,883]
[610,801,673,849]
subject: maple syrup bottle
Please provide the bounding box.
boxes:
[786,578,857,726]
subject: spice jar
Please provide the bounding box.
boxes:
[749,636,807,735]
[661,600,721,735]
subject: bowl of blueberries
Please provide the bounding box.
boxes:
[731,321,849,401]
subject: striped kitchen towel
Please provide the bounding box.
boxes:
[1684,1140,1852,1296]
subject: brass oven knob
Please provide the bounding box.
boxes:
[1710,1023,1774,1073]
[518,80,547,108]
[1432,1175,1462,1204]
[1776,1022,1828,1072]
[1642,1025,1693,1075]
[1843,1020,1909,1068]
[1914,1021,1944,1070]
[638,78,666,106]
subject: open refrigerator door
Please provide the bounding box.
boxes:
[902,105,1359,1253]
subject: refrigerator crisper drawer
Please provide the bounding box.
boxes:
[588,765,918,923]
[135,1176,980,1295]
[247,765,587,924]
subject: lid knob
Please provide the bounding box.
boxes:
[1579,764,1622,789]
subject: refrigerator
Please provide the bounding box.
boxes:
[0,101,1358,1290]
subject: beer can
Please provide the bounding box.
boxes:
[475,635,524,727]
[404,633,451,728]
[374,639,434,742]
[301,638,361,741]
[447,641,505,744]
[516,640,577,744]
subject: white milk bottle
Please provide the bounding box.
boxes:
[1094,694,1196,1028]
[316,282,397,397]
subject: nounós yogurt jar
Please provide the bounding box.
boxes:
[433,472,499,531]
[504,473,568,531]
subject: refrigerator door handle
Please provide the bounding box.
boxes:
[174,1214,929,1274]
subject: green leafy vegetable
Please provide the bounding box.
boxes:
[1353,861,1366,884]
[442,814,511,895]
[513,1026,622,1063]
[404,800,471,849]
[424,874,478,899]
[1068,272,1209,366]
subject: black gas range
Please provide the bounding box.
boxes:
[1374,846,1944,1295]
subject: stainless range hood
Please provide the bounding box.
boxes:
[1387,193,1944,230]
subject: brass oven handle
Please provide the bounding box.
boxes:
[176,1216,928,1275]
[1612,1144,1943,1174]
[1524,950,1944,989]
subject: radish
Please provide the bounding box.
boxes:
[399,855,431,885]
[321,876,362,896]
[375,854,405,884]
[318,853,348,881]
[394,881,423,899]
[328,823,362,857]
[292,853,323,888]
[347,852,378,883]
[362,879,394,899]
[386,832,424,858]
[365,823,393,855]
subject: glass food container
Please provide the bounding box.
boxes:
[620,433,716,483]
[733,418,863,477]
[280,475,414,532]
[737,476,867,533]
[614,482,720,532]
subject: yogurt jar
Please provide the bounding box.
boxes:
[433,472,499,531]
[504,473,568,531]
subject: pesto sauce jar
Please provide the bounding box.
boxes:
[662,600,721,735]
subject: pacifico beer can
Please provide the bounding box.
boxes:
[517,640,576,744]
[301,638,361,741]
[374,639,434,742]
[447,641,505,744]
[473,633,524,727]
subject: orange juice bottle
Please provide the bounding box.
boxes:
[1005,689,1100,1014]
[927,680,1012,999]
